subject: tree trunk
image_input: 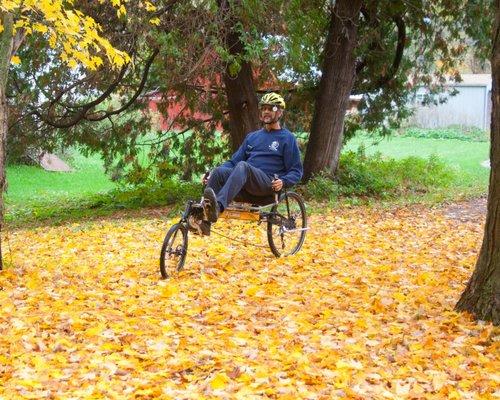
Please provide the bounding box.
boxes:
[218,0,260,152]
[455,1,500,325]
[0,12,14,271]
[302,0,362,181]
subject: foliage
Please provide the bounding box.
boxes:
[400,127,490,142]
[4,0,160,164]
[0,0,130,70]
[304,151,455,201]
[6,177,201,227]
[6,0,252,182]
[0,207,497,397]
[102,179,202,210]
[5,0,495,186]
[274,0,496,140]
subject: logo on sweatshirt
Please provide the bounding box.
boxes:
[269,141,279,152]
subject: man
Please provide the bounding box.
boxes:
[197,92,303,235]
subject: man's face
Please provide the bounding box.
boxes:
[259,104,282,124]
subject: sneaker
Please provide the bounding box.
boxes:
[187,217,211,236]
[203,187,219,223]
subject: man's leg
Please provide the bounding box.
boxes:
[201,166,234,224]
[206,166,233,195]
[215,161,273,210]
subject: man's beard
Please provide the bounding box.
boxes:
[261,115,279,124]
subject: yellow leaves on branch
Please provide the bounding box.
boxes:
[0,207,497,398]
[0,0,133,70]
[149,17,161,26]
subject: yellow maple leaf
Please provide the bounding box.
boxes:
[245,285,260,296]
[85,324,104,337]
[161,284,179,297]
[210,373,230,390]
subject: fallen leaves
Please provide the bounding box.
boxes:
[0,206,497,399]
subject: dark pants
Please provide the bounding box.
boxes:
[207,161,274,210]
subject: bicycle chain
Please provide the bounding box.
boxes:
[210,228,270,248]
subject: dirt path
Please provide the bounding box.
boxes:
[443,196,487,222]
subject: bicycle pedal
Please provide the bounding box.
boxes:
[187,216,203,235]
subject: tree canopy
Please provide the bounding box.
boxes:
[3,0,495,182]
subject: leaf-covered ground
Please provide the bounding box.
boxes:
[0,206,498,399]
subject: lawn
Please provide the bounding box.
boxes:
[345,135,490,193]
[5,134,491,224]
[6,151,117,222]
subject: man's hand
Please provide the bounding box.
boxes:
[202,171,210,185]
[272,178,283,192]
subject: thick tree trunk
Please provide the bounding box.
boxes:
[455,2,500,325]
[218,0,260,152]
[0,12,14,271]
[222,57,260,151]
[302,0,362,181]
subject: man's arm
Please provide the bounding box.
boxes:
[203,135,251,184]
[280,136,303,187]
[220,135,249,169]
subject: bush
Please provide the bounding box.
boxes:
[303,172,340,202]
[93,179,202,210]
[304,150,455,201]
[401,126,489,142]
[7,178,202,226]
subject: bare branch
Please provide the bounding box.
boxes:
[11,27,26,57]
[374,15,406,89]
[83,48,159,121]
[32,46,160,128]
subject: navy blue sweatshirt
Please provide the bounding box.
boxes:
[221,128,303,187]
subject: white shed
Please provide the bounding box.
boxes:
[407,74,492,130]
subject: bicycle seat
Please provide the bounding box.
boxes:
[233,190,276,207]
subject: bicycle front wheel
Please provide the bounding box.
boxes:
[267,191,307,257]
[159,223,188,279]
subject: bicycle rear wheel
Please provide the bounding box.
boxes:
[160,223,188,279]
[267,192,307,257]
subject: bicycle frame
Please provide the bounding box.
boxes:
[160,190,308,277]
[175,200,201,226]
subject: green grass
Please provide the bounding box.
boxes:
[6,151,117,223]
[344,135,490,198]
[5,133,491,226]
[401,126,489,142]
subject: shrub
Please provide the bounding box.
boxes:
[7,178,203,226]
[304,150,455,201]
[302,172,340,202]
[94,179,202,210]
[401,126,489,142]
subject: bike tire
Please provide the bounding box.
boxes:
[159,223,188,279]
[267,191,307,257]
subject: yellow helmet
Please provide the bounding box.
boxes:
[259,92,286,109]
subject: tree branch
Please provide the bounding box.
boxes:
[354,14,406,93]
[33,62,130,128]
[84,48,159,121]
[32,46,158,128]
[374,15,406,89]
[10,28,26,57]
